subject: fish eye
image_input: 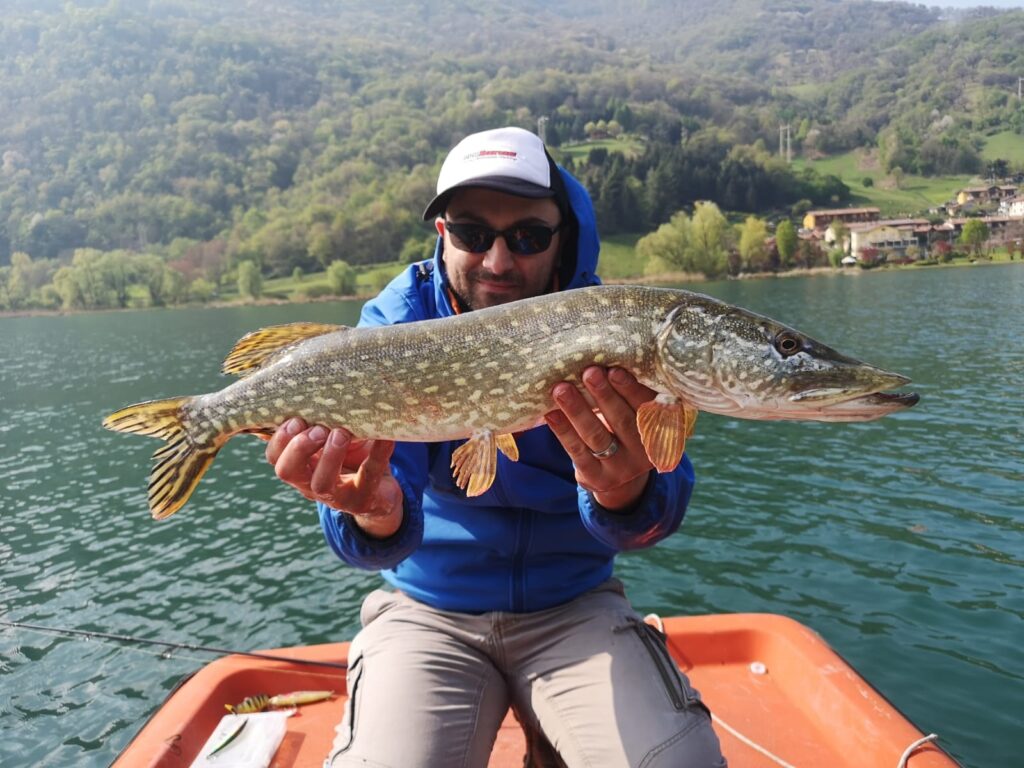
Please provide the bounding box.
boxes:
[773,332,802,357]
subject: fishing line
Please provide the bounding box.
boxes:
[0,618,348,671]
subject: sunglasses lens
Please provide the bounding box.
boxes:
[446,221,558,255]
[448,223,494,253]
[507,226,553,255]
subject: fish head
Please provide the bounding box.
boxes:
[655,293,919,422]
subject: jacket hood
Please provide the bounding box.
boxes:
[430,165,600,316]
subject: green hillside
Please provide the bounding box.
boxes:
[983,131,1024,164]
[3,0,1024,310]
[796,151,973,216]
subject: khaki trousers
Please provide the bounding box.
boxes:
[325,579,726,768]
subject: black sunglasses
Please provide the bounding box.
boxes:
[444,220,562,256]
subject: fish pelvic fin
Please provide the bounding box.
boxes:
[451,431,518,497]
[222,322,348,376]
[496,433,519,462]
[103,397,219,519]
[636,394,698,473]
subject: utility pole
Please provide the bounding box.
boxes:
[1018,77,1023,102]
[779,124,792,164]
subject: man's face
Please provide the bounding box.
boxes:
[437,188,563,311]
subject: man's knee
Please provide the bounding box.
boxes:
[639,709,727,768]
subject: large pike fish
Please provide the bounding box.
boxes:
[104,285,918,519]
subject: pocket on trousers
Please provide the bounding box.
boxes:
[326,654,363,764]
[632,621,709,717]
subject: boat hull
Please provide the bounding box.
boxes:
[113,613,957,767]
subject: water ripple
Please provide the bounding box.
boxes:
[2,275,1022,766]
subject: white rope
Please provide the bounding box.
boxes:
[897,733,939,768]
[711,713,799,768]
[641,607,939,768]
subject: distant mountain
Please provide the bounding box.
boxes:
[2,0,1022,274]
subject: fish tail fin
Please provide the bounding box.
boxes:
[103,397,220,519]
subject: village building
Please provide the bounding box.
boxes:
[843,219,931,259]
[947,216,1021,243]
[802,207,880,231]
[806,180,1024,265]
[998,195,1024,218]
[955,185,1018,207]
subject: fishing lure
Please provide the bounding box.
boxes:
[225,690,334,714]
[225,694,270,714]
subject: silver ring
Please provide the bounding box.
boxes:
[590,438,619,460]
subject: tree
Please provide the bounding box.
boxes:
[737,216,771,272]
[859,247,882,268]
[636,212,690,274]
[0,267,11,309]
[190,277,217,302]
[959,219,989,257]
[688,202,729,278]
[775,220,798,268]
[400,234,436,264]
[326,259,356,296]
[829,219,849,253]
[237,260,262,299]
[137,254,170,306]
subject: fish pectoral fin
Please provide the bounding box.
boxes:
[450,431,500,497]
[496,433,519,462]
[636,394,697,473]
[222,322,349,376]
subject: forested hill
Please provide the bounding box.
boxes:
[2,0,1024,291]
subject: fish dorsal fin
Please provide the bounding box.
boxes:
[222,322,348,376]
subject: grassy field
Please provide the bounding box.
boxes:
[596,233,645,279]
[558,136,645,162]
[796,150,972,216]
[220,260,409,303]
[982,131,1024,164]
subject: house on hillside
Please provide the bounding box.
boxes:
[947,216,1018,243]
[802,207,880,231]
[998,195,1024,218]
[847,219,930,260]
[955,185,1018,206]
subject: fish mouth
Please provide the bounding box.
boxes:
[788,387,920,421]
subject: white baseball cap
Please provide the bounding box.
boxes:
[422,127,559,220]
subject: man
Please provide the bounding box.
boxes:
[266,127,725,767]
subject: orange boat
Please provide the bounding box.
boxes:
[114,613,957,767]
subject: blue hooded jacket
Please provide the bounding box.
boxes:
[317,166,695,613]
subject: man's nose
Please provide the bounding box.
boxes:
[481,236,515,273]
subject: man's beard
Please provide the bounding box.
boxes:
[451,268,527,311]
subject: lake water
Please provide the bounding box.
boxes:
[1,264,1021,767]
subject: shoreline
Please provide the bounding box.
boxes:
[2,258,1020,319]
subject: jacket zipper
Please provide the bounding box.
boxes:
[511,508,532,612]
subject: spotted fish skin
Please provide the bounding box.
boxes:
[103,285,918,519]
[195,286,665,441]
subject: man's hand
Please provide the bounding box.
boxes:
[544,367,657,512]
[266,417,404,538]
